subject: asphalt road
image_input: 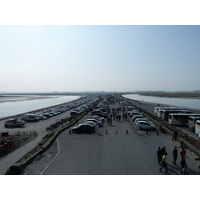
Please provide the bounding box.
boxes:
[22,101,200,175]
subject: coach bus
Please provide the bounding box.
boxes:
[154,107,177,117]
[160,109,191,121]
[195,120,200,135]
[168,113,200,126]
[189,116,200,131]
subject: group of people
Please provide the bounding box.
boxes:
[106,107,128,125]
[157,145,188,175]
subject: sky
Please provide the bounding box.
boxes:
[1,3,200,93]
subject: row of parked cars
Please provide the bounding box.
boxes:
[20,97,98,122]
[125,105,156,131]
[4,97,99,128]
[72,100,109,133]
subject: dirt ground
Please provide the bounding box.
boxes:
[0,134,37,158]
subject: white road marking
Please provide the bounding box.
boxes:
[39,138,60,175]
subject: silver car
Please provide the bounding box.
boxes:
[136,121,156,130]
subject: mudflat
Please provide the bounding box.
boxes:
[0,95,56,103]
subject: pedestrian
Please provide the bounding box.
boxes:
[159,125,162,132]
[172,131,178,141]
[116,115,118,121]
[160,153,169,174]
[180,159,187,170]
[172,146,178,166]
[109,117,112,125]
[181,166,189,175]
[180,140,184,149]
[180,148,187,161]
[157,147,162,165]
[107,117,110,125]
[161,146,166,156]
[119,115,121,121]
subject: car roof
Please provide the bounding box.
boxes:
[137,121,151,123]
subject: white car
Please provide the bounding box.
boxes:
[136,121,156,130]
[132,115,144,122]
[89,115,105,122]
[129,111,141,117]
[85,119,103,127]
[134,118,153,125]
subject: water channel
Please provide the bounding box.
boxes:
[123,94,200,111]
[0,95,80,119]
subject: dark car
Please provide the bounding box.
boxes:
[72,124,94,133]
[4,118,25,128]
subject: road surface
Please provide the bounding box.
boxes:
[22,101,200,175]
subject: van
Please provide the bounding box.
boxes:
[22,114,39,122]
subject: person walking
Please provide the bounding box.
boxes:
[180,148,187,161]
[157,147,162,165]
[107,117,110,125]
[109,117,112,125]
[172,146,178,166]
[160,153,169,174]
[161,146,166,156]
[181,166,189,175]
[172,131,178,141]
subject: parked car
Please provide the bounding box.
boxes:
[125,106,136,111]
[136,121,156,130]
[130,112,142,117]
[92,115,105,122]
[132,115,144,122]
[91,111,108,118]
[85,118,103,127]
[36,114,47,120]
[134,118,153,125]
[21,114,39,122]
[72,124,94,133]
[96,108,107,113]
[4,118,25,128]
[83,121,97,131]
[89,115,104,122]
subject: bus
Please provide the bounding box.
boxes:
[188,116,200,131]
[160,109,191,121]
[154,107,177,117]
[195,120,200,135]
[168,113,200,126]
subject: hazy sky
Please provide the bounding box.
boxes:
[1,25,200,93]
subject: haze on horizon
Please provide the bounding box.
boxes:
[1,25,200,93]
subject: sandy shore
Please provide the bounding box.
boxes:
[0,95,57,104]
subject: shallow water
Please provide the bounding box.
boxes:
[0,95,80,119]
[123,94,200,111]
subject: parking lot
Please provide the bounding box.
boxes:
[19,96,200,175]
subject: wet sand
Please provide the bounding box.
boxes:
[0,95,57,103]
